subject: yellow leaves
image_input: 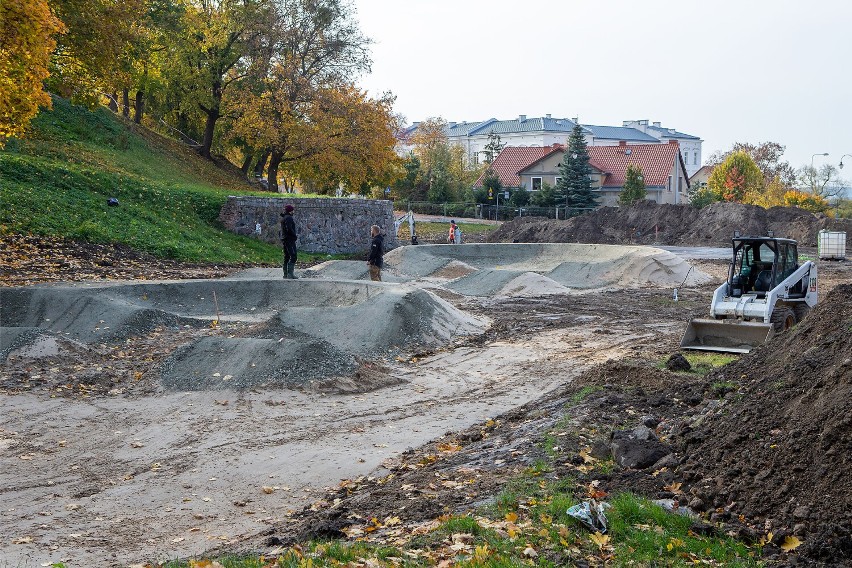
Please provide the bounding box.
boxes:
[759,531,774,546]
[0,0,65,146]
[578,446,598,464]
[589,531,611,550]
[780,535,803,552]
[504,511,518,523]
[666,537,685,551]
[436,442,461,453]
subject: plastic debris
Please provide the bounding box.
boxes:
[567,500,611,533]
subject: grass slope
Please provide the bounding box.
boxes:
[0,97,280,263]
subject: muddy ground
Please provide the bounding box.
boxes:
[1,229,850,567]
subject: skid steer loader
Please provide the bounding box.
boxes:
[680,236,817,354]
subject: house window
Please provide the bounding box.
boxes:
[667,176,672,192]
[693,151,698,165]
[531,177,542,191]
[471,152,479,166]
[678,176,683,193]
[554,176,562,186]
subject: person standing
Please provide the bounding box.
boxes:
[280,204,298,279]
[454,223,462,244]
[367,225,384,281]
[448,220,457,244]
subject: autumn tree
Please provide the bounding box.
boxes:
[707,141,797,188]
[797,163,845,199]
[48,0,149,106]
[706,151,763,203]
[784,190,830,213]
[0,0,65,146]
[410,117,448,176]
[165,0,273,158]
[618,164,646,206]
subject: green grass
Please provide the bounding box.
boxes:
[659,352,738,375]
[156,458,765,568]
[1,97,293,263]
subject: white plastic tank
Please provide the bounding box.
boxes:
[818,230,846,260]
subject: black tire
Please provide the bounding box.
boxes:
[792,304,811,324]
[770,307,796,333]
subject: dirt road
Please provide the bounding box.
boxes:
[1,244,847,567]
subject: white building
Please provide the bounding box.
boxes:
[401,115,704,177]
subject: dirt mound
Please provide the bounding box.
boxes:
[489,201,852,247]
[676,284,852,562]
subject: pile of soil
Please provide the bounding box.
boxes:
[488,201,852,247]
[673,283,852,561]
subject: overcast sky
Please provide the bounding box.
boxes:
[352,0,852,173]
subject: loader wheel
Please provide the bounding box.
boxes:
[793,304,811,323]
[770,307,796,333]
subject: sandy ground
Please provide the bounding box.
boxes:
[0,244,844,567]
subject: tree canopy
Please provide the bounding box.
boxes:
[618,164,646,206]
[0,0,65,146]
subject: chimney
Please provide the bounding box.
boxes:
[618,141,627,146]
[519,114,526,122]
[652,121,661,127]
[639,119,648,126]
[546,114,551,119]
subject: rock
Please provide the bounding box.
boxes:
[666,353,691,372]
[688,497,706,511]
[650,453,679,471]
[641,415,660,428]
[611,426,672,470]
[793,506,810,519]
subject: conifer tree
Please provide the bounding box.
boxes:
[556,124,598,211]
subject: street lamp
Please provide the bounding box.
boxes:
[840,154,852,169]
[811,152,829,170]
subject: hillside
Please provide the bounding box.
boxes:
[0,97,280,263]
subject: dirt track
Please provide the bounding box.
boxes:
[1,236,850,566]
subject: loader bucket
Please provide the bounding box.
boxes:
[680,319,772,354]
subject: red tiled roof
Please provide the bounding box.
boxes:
[474,146,561,187]
[587,143,682,188]
[479,142,683,189]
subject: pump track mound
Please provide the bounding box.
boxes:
[1,240,850,566]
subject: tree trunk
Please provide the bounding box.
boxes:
[253,150,270,178]
[108,93,118,112]
[200,111,217,158]
[267,151,282,192]
[240,153,253,175]
[122,89,130,118]
[133,90,145,124]
[199,81,222,159]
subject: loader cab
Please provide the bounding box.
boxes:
[728,237,800,298]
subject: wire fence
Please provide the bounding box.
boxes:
[403,201,595,221]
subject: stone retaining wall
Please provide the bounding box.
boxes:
[218,196,398,254]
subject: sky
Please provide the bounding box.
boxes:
[352,0,852,173]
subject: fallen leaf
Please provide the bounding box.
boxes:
[505,512,518,523]
[664,482,683,494]
[781,535,803,552]
[261,486,275,494]
[590,531,611,549]
[522,546,538,558]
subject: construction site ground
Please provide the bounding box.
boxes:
[1,223,850,567]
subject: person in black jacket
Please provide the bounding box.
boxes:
[280,204,298,279]
[367,225,384,281]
